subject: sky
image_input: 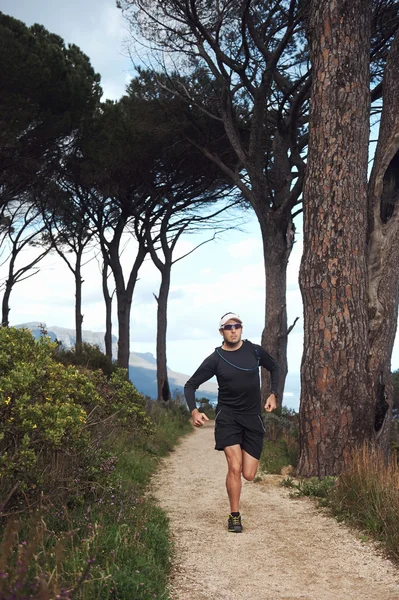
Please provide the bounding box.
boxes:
[1,1,398,408]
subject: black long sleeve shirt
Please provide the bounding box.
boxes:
[184,340,280,414]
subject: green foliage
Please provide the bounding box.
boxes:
[0,398,191,599]
[0,12,101,193]
[56,342,117,376]
[198,397,216,419]
[0,329,152,511]
[259,439,296,475]
[0,328,193,597]
[286,476,337,499]
[259,408,299,474]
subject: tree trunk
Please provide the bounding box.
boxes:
[1,247,17,327]
[104,218,147,376]
[297,0,373,476]
[102,261,113,362]
[155,264,171,402]
[74,250,83,355]
[116,291,132,374]
[257,211,294,408]
[1,278,12,327]
[366,30,399,453]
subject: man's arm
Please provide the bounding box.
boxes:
[184,354,217,426]
[256,345,280,412]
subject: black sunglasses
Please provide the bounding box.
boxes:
[222,323,242,331]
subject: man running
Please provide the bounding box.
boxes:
[184,312,280,533]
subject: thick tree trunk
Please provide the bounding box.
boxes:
[74,252,83,356]
[102,261,113,362]
[298,0,373,476]
[156,265,171,402]
[367,31,399,453]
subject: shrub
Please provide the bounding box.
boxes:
[329,443,399,561]
[286,476,337,499]
[0,328,152,513]
[56,342,116,377]
[259,407,299,473]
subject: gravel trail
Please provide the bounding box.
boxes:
[150,421,399,600]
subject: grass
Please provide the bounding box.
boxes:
[281,475,337,500]
[259,439,297,474]
[0,401,192,599]
[328,444,399,561]
[280,444,399,564]
[258,409,299,475]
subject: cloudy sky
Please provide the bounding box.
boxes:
[1,1,398,407]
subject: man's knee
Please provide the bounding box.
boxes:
[227,461,242,478]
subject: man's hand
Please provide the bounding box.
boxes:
[265,394,277,413]
[191,408,209,427]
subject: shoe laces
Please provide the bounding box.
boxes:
[229,514,241,525]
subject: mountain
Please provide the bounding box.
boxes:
[16,323,218,402]
[16,323,300,408]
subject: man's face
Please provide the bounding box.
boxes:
[220,319,242,345]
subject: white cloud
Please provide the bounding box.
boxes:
[227,237,263,258]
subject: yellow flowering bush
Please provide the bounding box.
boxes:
[0,328,153,513]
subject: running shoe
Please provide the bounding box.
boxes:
[227,513,242,533]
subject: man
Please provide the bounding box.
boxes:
[184,312,280,533]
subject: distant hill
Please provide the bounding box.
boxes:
[16,323,300,408]
[16,323,218,403]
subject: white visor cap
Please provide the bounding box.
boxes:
[219,312,243,329]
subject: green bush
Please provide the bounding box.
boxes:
[0,328,152,512]
[259,407,299,473]
[56,341,116,377]
[0,329,193,598]
[285,476,337,499]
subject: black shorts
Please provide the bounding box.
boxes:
[214,409,265,460]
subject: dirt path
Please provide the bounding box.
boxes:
[150,422,399,600]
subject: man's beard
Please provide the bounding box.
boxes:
[223,337,241,348]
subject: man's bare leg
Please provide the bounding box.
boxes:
[224,445,243,513]
[242,450,259,482]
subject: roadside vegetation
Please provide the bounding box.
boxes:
[0,327,191,599]
[259,408,299,475]
[258,407,399,564]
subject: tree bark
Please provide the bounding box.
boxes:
[74,248,83,355]
[298,0,373,476]
[102,261,113,362]
[155,264,172,402]
[1,278,12,327]
[257,210,295,407]
[98,212,147,374]
[2,244,17,327]
[367,30,399,453]
[116,291,133,374]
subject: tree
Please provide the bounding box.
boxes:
[0,200,52,327]
[40,184,96,355]
[0,12,101,201]
[298,1,399,475]
[119,0,399,409]
[119,0,308,405]
[366,28,399,452]
[145,191,237,402]
[0,14,101,333]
